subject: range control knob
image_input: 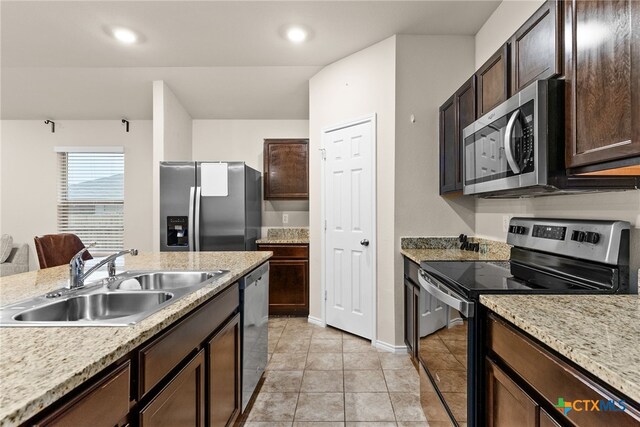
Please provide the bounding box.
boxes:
[577,231,586,242]
[585,232,600,244]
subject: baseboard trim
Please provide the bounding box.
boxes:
[375,340,408,354]
[307,315,326,327]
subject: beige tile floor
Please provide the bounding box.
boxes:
[243,317,428,427]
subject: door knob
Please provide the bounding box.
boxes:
[360,239,370,246]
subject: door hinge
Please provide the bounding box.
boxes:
[324,290,327,301]
[319,148,326,160]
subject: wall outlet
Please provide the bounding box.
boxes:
[282,213,289,224]
[502,215,512,232]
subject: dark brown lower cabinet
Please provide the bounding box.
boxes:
[140,350,205,427]
[25,275,257,427]
[34,361,131,427]
[403,257,423,366]
[488,314,640,427]
[539,408,561,427]
[258,244,309,315]
[208,313,241,427]
[486,359,538,427]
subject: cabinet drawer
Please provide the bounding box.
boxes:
[258,244,308,259]
[488,316,640,426]
[140,350,205,427]
[35,361,130,427]
[138,283,239,397]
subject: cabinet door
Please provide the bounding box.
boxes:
[539,408,561,427]
[268,259,309,315]
[140,350,205,427]
[564,0,640,168]
[263,139,309,200]
[476,44,510,117]
[208,313,241,427]
[455,76,477,191]
[486,359,538,427]
[404,279,415,357]
[439,94,457,194]
[35,362,131,427]
[511,0,562,94]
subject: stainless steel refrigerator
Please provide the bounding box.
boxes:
[160,161,261,251]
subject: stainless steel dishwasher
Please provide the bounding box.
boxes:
[239,262,269,411]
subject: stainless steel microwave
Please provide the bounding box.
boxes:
[462,79,638,197]
[462,79,563,196]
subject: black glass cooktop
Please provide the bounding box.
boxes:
[419,260,590,300]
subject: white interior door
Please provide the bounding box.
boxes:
[323,118,375,339]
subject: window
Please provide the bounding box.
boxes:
[57,148,124,252]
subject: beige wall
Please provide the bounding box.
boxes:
[309,36,397,345]
[0,120,154,270]
[394,35,476,344]
[474,0,640,288]
[152,81,193,250]
[475,0,545,68]
[192,119,310,229]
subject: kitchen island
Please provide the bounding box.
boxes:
[481,294,640,426]
[0,251,271,426]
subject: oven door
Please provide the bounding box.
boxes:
[462,80,544,196]
[418,269,474,427]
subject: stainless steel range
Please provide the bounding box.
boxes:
[417,218,631,427]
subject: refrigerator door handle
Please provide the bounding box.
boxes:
[188,186,195,252]
[195,186,202,251]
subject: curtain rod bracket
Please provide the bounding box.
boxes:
[44,120,55,133]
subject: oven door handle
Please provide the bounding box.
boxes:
[504,109,521,174]
[419,270,475,317]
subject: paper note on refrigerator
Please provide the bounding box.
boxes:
[200,163,229,196]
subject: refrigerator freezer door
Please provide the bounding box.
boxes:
[196,162,247,251]
[160,162,196,252]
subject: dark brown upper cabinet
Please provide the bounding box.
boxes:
[510,0,563,94]
[440,76,476,195]
[439,94,457,194]
[564,0,640,170]
[476,44,510,117]
[263,139,309,200]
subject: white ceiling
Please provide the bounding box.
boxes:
[1,1,500,120]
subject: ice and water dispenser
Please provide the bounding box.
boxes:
[166,216,188,247]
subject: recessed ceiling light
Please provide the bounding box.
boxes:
[112,27,138,44]
[286,26,308,43]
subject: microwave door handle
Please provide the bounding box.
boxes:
[504,110,521,174]
[188,186,195,252]
[418,271,474,317]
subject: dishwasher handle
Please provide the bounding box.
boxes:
[241,262,270,289]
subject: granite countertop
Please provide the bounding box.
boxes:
[257,238,309,244]
[401,248,509,263]
[0,251,271,426]
[257,227,309,245]
[481,294,640,403]
[400,236,511,264]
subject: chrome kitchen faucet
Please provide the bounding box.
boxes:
[69,244,139,289]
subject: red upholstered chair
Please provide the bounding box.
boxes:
[33,233,93,269]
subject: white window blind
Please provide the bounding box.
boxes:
[57,151,125,252]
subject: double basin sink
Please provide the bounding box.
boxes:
[0,270,228,327]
